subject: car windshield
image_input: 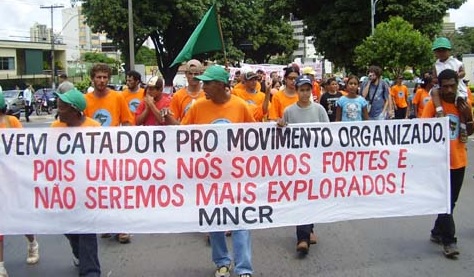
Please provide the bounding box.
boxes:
[2,90,19,98]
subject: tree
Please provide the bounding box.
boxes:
[83,52,117,64]
[449,27,474,59]
[354,17,432,77]
[135,46,157,66]
[274,0,465,72]
[354,17,433,76]
[81,0,296,85]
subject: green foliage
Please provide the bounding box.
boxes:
[276,0,465,72]
[74,76,91,93]
[135,46,157,66]
[81,0,296,84]
[449,27,474,59]
[402,71,414,80]
[83,52,117,64]
[354,17,432,76]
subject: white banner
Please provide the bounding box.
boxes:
[0,119,450,234]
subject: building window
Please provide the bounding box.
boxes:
[0,57,15,70]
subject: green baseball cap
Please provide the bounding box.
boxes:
[55,88,86,111]
[195,65,230,84]
[432,37,452,51]
[0,93,5,109]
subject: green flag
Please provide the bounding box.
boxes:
[170,4,224,67]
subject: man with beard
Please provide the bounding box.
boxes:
[360,65,393,120]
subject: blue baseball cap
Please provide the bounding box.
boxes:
[295,75,313,87]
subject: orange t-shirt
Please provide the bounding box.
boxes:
[234,81,261,92]
[312,81,321,103]
[181,95,256,125]
[390,84,409,108]
[422,100,469,169]
[122,87,145,113]
[169,87,205,121]
[412,88,431,117]
[84,90,135,126]
[50,117,102,127]
[268,90,298,120]
[0,115,22,128]
[232,87,268,121]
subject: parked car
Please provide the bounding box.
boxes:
[107,84,124,91]
[5,101,21,119]
[2,89,25,112]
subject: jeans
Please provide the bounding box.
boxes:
[65,234,101,277]
[24,104,32,122]
[209,230,252,275]
[296,224,314,243]
[431,167,465,245]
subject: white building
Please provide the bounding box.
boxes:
[290,19,317,60]
[62,6,115,62]
[30,23,52,43]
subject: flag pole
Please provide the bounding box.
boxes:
[216,11,227,66]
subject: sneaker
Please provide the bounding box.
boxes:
[72,255,80,267]
[430,234,442,244]
[310,232,318,244]
[26,242,40,264]
[117,233,131,244]
[443,243,460,258]
[215,265,231,277]
[0,267,8,277]
[296,241,309,254]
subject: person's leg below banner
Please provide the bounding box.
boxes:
[78,234,101,277]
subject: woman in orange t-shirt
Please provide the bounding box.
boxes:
[268,66,300,120]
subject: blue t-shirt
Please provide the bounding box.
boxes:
[336,96,367,121]
[361,80,389,119]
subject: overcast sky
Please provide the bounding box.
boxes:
[0,0,473,41]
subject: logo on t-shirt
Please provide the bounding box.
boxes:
[447,114,459,140]
[246,99,256,105]
[211,118,231,124]
[129,99,141,112]
[93,109,112,126]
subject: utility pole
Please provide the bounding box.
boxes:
[128,0,135,70]
[371,0,380,35]
[40,4,64,89]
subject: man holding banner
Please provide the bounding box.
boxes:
[422,69,473,258]
[51,88,102,277]
[181,65,255,277]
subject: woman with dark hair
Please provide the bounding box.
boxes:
[412,75,434,118]
[268,65,300,120]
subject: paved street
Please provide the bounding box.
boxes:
[3,116,474,276]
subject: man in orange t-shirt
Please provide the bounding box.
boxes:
[181,65,254,277]
[170,59,205,121]
[122,70,145,114]
[390,76,409,119]
[50,88,101,277]
[84,63,134,127]
[83,63,133,244]
[422,68,473,259]
[231,70,271,121]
